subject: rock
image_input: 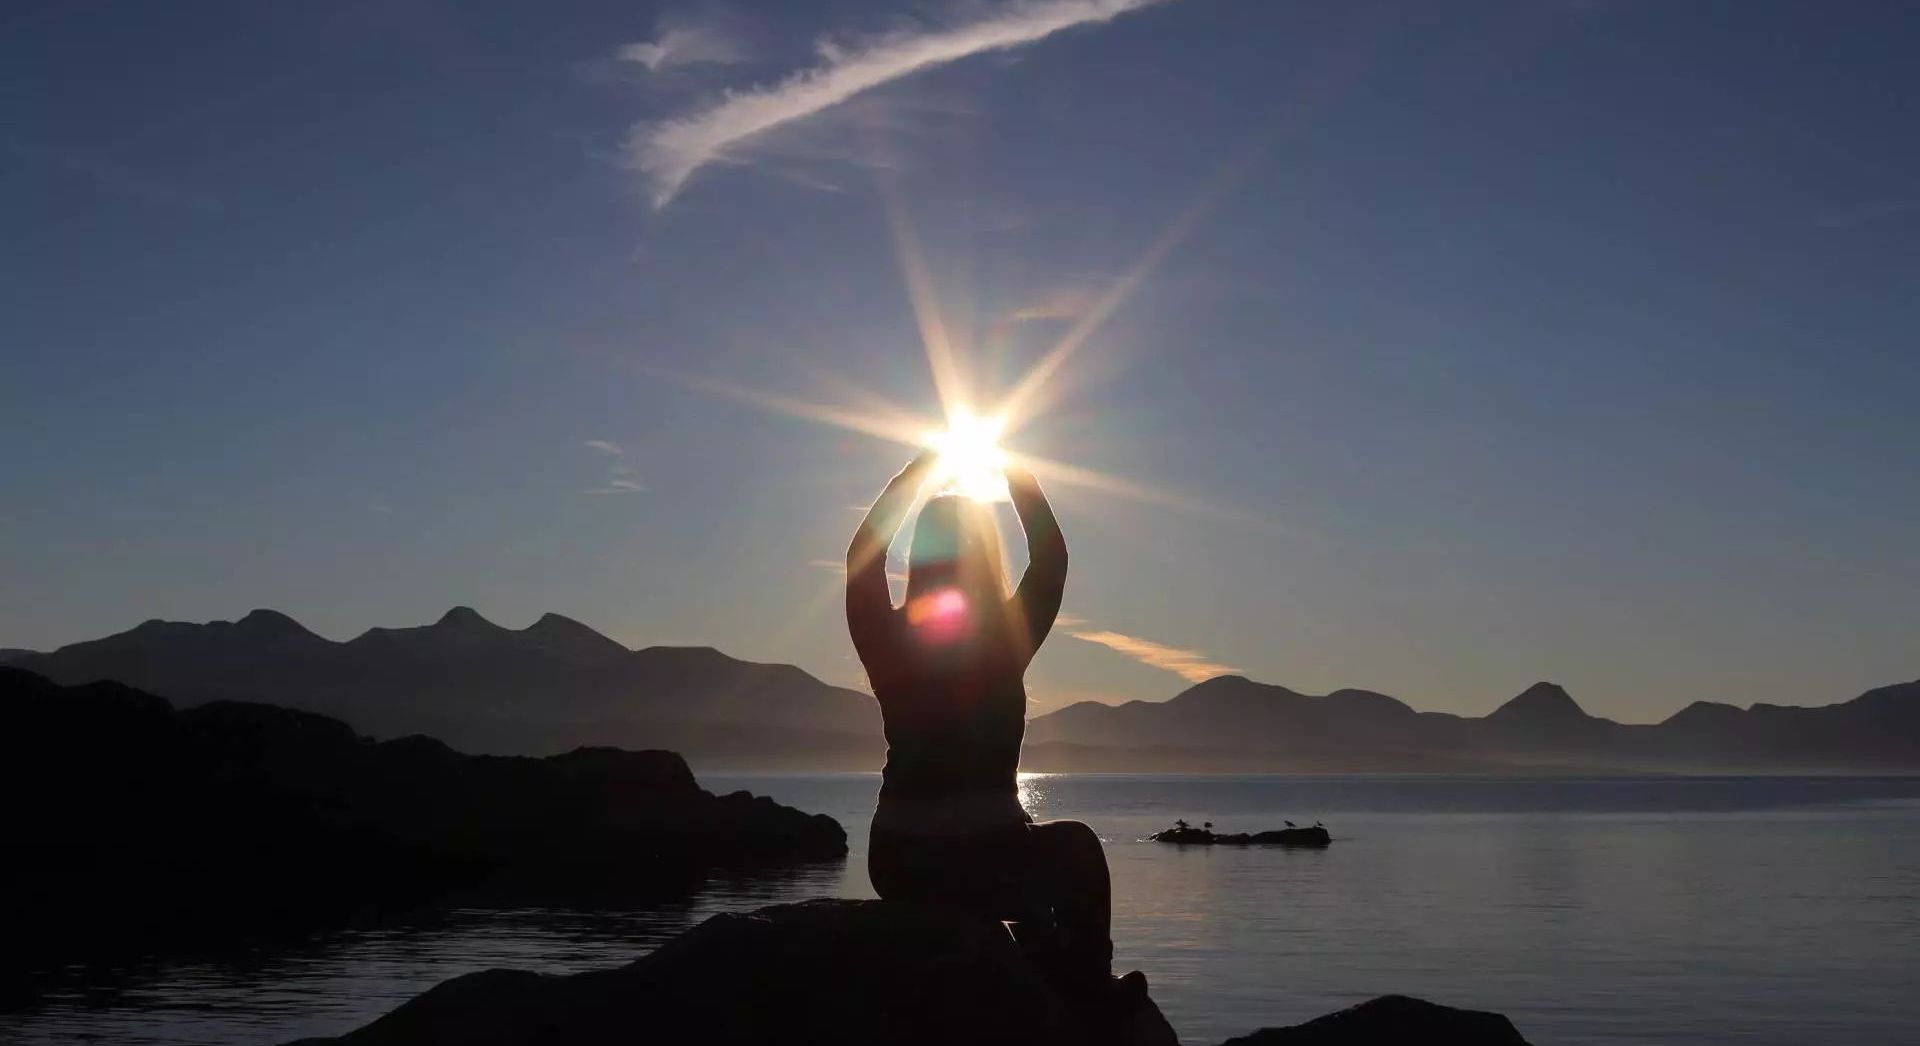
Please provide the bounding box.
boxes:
[0,668,847,980]
[289,900,1531,1046]
[1218,994,1532,1045]
[288,898,1178,1046]
[1149,823,1331,847]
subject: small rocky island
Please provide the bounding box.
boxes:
[292,898,1532,1045]
[1151,819,1332,847]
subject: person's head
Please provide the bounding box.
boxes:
[904,494,1008,642]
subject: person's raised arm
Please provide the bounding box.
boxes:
[846,451,935,657]
[1008,467,1068,655]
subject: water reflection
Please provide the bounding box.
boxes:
[1017,770,1053,818]
[0,860,847,1046]
[6,775,1919,1046]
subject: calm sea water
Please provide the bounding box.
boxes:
[6,774,1919,1045]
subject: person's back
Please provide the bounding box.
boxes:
[863,492,1032,801]
[874,665,1026,798]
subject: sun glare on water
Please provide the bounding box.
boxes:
[923,410,1010,502]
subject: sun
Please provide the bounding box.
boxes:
[923,409,1010,502]
[667,182,1243,524]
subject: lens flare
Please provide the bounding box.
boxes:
[923,409,1010,502]
[905,587,972,643]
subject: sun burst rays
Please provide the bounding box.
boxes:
[664,175,1262,534]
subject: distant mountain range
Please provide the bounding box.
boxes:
[1023,676,1920,773]
[13,610,1919,773]
[11,609,881,768]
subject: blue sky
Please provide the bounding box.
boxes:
[3,0,1915,721]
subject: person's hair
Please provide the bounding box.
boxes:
[905,494,1009,615]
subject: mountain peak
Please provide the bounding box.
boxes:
[1326,688,1418,716]
[1162,674,1312,714]
[436,606,497,629]
[1663,699,1742,729]
[1489,681,1588,722]
[527,611,590,634]
[1195,673,1252,688]
[1167,674,1246,701]
[1174,674,1257,698]
[523,612,628,656]
[236,608,312,635]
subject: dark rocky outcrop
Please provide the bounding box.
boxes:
[291,899,1531,1046]
[290,898,1177,1046]
[1218,994,1532,1045]
[0,668,845,990]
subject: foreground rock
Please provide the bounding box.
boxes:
[292,898,1531,1046]
[0,668,845,983]
[291,899,1178,1046]
[1219,994,1532,1044]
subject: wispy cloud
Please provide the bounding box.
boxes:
[583,441,644,495]
[1065,625,1238,683]
[1004,286,1098,324]
[630,0,1173,207]
[619,24,746,72]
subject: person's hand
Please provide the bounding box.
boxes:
[901,447,939,479]
[876,448,938,497]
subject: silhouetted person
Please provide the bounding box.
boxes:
[848,451,1132,1005]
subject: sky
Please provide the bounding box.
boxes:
[3,0,1916,723]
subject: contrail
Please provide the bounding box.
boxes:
[631,0,1173,207]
